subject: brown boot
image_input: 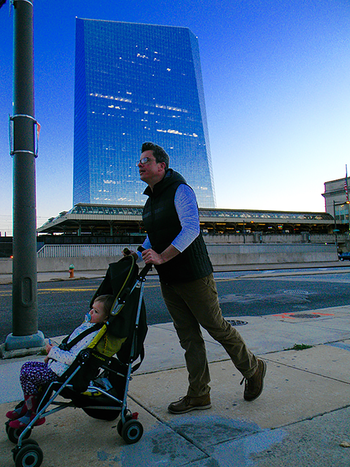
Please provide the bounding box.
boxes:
[241,359,267,401]
[168,394,211,414]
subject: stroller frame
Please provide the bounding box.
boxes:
[6,257,151,467]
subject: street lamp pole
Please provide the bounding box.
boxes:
[4,0,44,354]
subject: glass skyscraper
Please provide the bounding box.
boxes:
[73,18,216,208]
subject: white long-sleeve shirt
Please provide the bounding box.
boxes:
[141,184,200,254]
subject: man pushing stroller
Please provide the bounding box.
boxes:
[127,142,267,414]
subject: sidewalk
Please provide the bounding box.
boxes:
[2,302,350,466]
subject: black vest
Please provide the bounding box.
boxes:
[142,169,213,284]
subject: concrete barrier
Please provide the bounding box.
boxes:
[0,259,12,274]
[206,243,338,267]
[0,242,338,275]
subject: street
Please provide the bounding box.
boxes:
[1,267,350,344]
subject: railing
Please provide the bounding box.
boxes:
[37,244,132,258]
[36,233,343,258]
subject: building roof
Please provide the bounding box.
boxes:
[37,203,334,236]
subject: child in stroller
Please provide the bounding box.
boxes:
[6,255,149,467]
[6,294,115,429]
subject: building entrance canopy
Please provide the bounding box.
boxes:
[37,203,335,237]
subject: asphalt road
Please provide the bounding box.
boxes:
[1,267,350,344]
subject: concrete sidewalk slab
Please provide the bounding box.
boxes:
[138,323,238,374]
[142,309,350,373]
[1,398,163,467]
[207,410,350,467]
[130,349,350,430]
[231,310,350,354]
[248,406,350,467]
[0,338,66,404]
[0,355,44,404]
[269,340,350,383]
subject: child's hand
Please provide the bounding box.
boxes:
[45,343,54,355]
[44,343,54,363]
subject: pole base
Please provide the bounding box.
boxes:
[5,331,45,350]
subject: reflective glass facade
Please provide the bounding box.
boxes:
[73,19,216,207]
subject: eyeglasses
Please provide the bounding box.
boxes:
[137,156,156,166]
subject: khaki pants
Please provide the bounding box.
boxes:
[161,274,258,397]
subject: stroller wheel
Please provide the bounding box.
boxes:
[117,412,133,436]
[117,418,123,436]
[13,441,43,467]
[121,419,143,444]
[5,421,32,445]
[12,440,38,461]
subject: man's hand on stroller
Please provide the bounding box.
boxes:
[142,245,180,265]
[142,248,162,265]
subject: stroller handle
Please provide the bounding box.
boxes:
[139,262,152,279]
[137,246,153,279]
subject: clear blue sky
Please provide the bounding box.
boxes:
[1,0,349,235]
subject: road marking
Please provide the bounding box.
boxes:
[0,282,158,296]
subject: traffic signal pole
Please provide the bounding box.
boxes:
[4,0,45,354]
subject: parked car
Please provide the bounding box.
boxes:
[338,252,350,261]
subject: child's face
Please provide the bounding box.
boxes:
[89,300,107,324]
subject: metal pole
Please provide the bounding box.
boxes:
[333,200,338,252]
[4,0,44,353]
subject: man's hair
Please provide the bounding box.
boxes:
[141,142,169,170]
[94,294,115,316]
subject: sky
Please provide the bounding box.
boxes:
[1,0,350,235]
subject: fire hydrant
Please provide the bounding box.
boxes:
[69,264,74,278]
